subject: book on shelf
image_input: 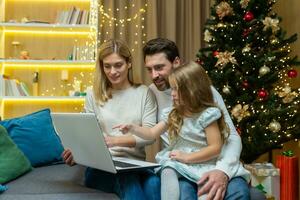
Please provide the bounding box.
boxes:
[55,7,90,25]
[0,76,30,96]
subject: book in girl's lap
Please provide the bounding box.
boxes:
[115,61,229,200]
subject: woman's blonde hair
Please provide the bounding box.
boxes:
[93,39,138,105]
[167,61,228,143]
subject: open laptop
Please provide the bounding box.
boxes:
[51,112,160,174]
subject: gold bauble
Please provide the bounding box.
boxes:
[268,120,281,133]
[222,85,231,94]
[271,38,279,44]
[259,65,270,76]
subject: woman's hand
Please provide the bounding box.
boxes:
[62,149,76,166]
[104,135,118,147]
[104,134,136,148]
[169,150,190,163]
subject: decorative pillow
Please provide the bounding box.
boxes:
[0,109,64,167]
[0,125,32,184]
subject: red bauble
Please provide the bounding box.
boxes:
[287,69,298,78]
[196,59,203,65]
[257,89,268,100]
[236,127,242,135]
[242,29,250,37]
[213,51,219,57]
[243,11,254,22]
[242,80,249,89]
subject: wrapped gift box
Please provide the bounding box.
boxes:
[276,153,299,200]
[244,163,280,200]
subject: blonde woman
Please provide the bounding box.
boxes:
[62,39,159,200]
[116,61,230,200]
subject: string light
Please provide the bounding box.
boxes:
[97,2,148,51]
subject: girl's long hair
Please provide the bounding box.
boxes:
[167,61,228,143]
[93,39,138,105]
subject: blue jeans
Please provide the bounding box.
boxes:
[179,176,250,200]
[85,167,160,200]
[179,178,198,200]
[225,177,250,200]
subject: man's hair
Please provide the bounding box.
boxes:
[143,38,180,62]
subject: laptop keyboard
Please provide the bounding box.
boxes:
[113,160,139,168]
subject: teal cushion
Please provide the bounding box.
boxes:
[0,109,64,167]
[0,125,32,184]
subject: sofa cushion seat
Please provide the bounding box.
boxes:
[1,164,119,200]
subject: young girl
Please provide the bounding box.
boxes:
[115,61,228,200]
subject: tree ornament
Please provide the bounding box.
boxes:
[213,51,219,57]
[236,127,242,135]
[257,89,268,100]
[217,23,225,28]
[243,11,254,22]
[196,59,203,65]
[270,38,279,44]
[242,80,249,89]
[259,65,270,76]
[268,56,276,61]
[215,51,237,69]
[242,28,250,37]
[216,2,233,19]
[222,85,231,94]
[287,69,297,78]
[262,17,279,33]
[242,44,251,53]
[268,120,281,133]
[204,29,213,42]
[277,85,298,103]
[231,104,250,122]
[240,0,250,9]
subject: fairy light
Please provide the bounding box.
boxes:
[97,3,148,52]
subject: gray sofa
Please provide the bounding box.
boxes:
[1,164,119,200]
[1,164,267,200]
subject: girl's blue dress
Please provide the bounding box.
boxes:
[155,107,222,183]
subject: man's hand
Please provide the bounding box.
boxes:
[62,149,76,166]
[197,169,229,200]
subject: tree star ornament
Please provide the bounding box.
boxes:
[215,51,237,69]
[216,2,233,19]
[262,17,280,33]
[268,120,281,133]
[259,65,270,76]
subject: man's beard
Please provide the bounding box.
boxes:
[154,77,170,91]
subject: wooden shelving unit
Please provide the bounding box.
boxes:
[0,0,98,119]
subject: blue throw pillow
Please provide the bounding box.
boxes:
[0,109,64,167]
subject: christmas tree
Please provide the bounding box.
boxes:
[196,0,300,163]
